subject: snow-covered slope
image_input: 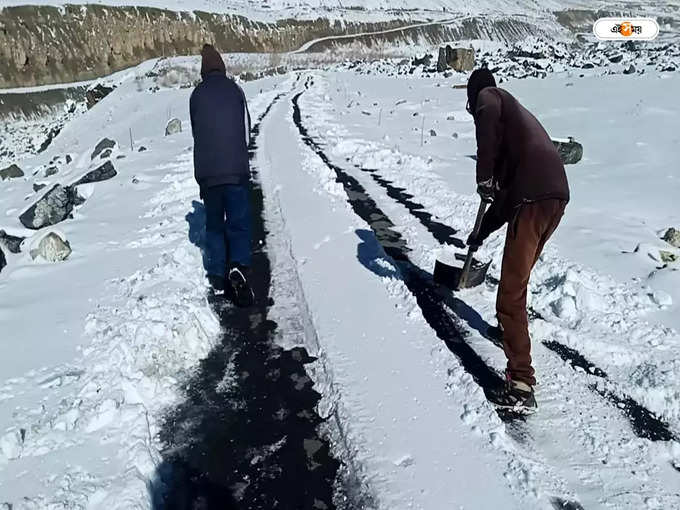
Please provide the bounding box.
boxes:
[0,0,582,16]
[0,0,668,20]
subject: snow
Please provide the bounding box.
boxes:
[0,0,593,18]
[2,40,680,509]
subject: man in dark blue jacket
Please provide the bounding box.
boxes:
[190,44,254,307]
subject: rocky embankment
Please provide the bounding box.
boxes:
[0,4,407,88]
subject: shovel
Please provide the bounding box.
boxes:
[433,199,491,290]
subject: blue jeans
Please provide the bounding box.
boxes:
[202,184,252,277]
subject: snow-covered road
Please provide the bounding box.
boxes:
[1,58,680,509]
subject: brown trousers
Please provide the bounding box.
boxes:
[497,199,566,386]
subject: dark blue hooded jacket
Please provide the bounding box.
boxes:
[190,70,251,188]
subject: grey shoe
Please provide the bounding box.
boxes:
[489,379,537,413]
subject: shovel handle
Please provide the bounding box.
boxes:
[457,200,488,290]
[471,198,489,237]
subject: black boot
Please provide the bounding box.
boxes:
[228,265,255,308]
[488,379,537,413]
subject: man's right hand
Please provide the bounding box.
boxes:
[477,180,495,203]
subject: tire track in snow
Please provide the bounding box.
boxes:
[363,169,466,249]
[292,86,586,510]
[153,83,342,509]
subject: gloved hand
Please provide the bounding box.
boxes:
[476,180,495,203]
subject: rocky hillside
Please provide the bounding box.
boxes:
[0,4,407,88]
[2,2,676,88]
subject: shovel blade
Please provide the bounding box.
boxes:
[433,255,491,290]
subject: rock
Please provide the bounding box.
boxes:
[608,54,624,63]
[86,83,115,109]
[65,154,73,164]
[165,118,182,136]
[138,146,147,152]
[44,166,58,177]
[452,132,458,139]
[1,164,24,180]
[72,188,87,206]
[437,46,475,72]
[19,184,80,230]
[660,250,678,264]
[30,232,72,262]
[623,40,637,52]
[429,129,437,137]
[412,53,433,67]
[581,62,595,69]
[662,227,680,248]
[0,246,5,274]
[623,64,636,75]
[38,126,62,154]
[0,230,25,254]
[91,138,116,160]
[33,183,47,192]
[552,137,583,165]
[72,161,117,186]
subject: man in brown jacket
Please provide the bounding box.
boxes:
[465,68,569,411]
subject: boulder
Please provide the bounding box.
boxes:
[33,183,47,193]
[0,246,5,273]
[413,53,433,67]
[429,129,437,137]
[660,250,678,264]
[437,46,475,72]
[30,232,72,262]
[552,137,583,165]
[0,230,26,254]
[608,54,624,63]
[1,164,24,180]
[86,84,115,109]
[38,126,62,154]
[138,146,147,152]
[165,118,182,136]
[623,64,636,75]
[91,138,116,160]
[99,148,113,159]
[662,227,680,248]
[44,166,58,177]
[72,161,117,186]
[19,185,81,230]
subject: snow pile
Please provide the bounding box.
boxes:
[0,151,221,507]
